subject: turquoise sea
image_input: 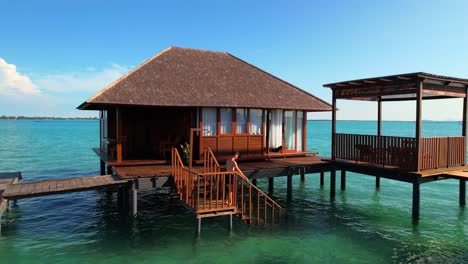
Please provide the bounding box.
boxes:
[0,120,467,263]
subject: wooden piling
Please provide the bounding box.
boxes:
[330,168,336,200]
[107,165,113,175]
[100,160,105,175]
[130,180,138,216]
[412,181,420,221]
[340,170,346,191]
[228,214,233,231]
[460,179,466,207]
[300,167,305,182]
[268,177,274,194]
[252,179,257,186]
[320,171,325,188]
[197,217,202,237]
[376,176,381,190]
[287,174,293,200]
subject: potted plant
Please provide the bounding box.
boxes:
[180,142,190,165]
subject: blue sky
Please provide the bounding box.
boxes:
[1,0,467,120]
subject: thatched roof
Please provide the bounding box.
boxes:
[78,46,332,111]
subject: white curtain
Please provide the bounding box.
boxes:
[285,111,296,150]
[220,108,232,134]
[269,110,283,149]
[236,109,247,134]
[202,108,217,136]
[297,111,303,152]
[249,109,262,135]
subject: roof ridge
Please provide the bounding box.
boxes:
[85,46,174,103]
[225,53,332,108]
[169,46,228,54]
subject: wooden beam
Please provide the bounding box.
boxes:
[320,171,325,188]
[287,172,293,200]
[116,108,123,163]
[463,86,468,137]
[377,98,382,136]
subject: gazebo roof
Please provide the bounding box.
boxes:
[323,72,468,101]
[78,46,332,111]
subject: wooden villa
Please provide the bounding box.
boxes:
[324,72,468,220]
[78,46,331,167]
[75,46,333,230]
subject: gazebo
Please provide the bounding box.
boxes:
[324,72,468,220]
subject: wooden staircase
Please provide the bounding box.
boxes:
[171,147,285,225]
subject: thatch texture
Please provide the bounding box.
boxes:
[78,47,331,111]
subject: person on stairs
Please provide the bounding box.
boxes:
[225,152,248,205]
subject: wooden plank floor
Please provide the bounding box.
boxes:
[2,175,128,199]
[443,170,468,179]
[114,156,328,179]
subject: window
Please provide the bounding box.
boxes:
[236,109,248,134]
[220,108,232,134]
[202,108,217,136]
[269,110,283,149]
[297,111,303,152]
[249,109,262,135]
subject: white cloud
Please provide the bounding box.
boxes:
[34,63,130,93]
[0,57,40,95]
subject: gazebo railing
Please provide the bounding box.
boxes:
[334,133,466,171]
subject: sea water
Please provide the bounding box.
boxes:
[0,120,466,263]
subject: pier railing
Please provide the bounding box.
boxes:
[420,136,466,170]
[171,148,284,224]
[334,134,466,171]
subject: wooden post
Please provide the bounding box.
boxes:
[300,167,305,182]
[331,90,337,160]
[415,81,423,171]
[130,180,138,216]
[412,180,420,221]
[320,171,325,188]
[463,86,467,137]
[228,214,233,231]
[100,160,105,175]
[376,176,381,190]
[268,177,274,194]
[330,168,336,200]
[197,217,202,237]
[460,179,466,207]
[287,173,293,200]
[107,165,113,175]
[116,108,123,163]
[377,98,382,137]
[266,110,270,154]
[340,170,346,191]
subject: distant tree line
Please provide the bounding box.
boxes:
[0,115,98,120]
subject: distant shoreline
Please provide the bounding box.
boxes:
[0,116,98,120]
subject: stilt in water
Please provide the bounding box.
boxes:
[330,168,336,200]
[412,180,420,221]
[287,173,293,200]
[252,179,257,186]
[320,171,325,189]
[196,217,202,237]
[340,170,346,191]
[130,180,138,216]
[300,167,305,182]
[228,214,233,231]
[107,165,113,175]
[376,176,381,190]
[460,179,466,207]
[100,160,106,175]
[268,177,274,195]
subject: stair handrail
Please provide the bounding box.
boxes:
[203,147,221,173]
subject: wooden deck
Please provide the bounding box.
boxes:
[2,175,128,199]
[113,156,329,180]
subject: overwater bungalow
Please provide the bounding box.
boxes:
[78,46,331,167]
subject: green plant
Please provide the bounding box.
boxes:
[180,142,190,159]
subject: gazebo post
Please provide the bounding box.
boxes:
[331,90,337,160]
[415,80,423,172]
[376,97,382,189]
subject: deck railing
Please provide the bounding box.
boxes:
[171,148,284,224]
[334,133,417,170]
[334,134,466,171]
[420,136,466,170]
